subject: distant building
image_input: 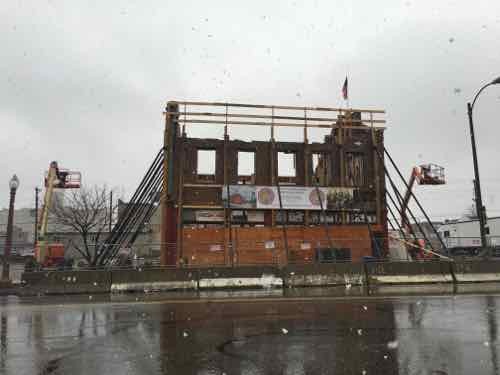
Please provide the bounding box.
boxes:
[0,207,37,244]
[0,225,30,255]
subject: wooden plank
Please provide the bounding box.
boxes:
[371,113,382,225]
[304,109,310,226]
[176,136,185,264]
[180,226,373,264]
[167,100,386,114]
[160,102,178,266]
[174,119,386,128]
[166,111,383,123]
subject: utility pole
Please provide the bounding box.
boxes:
[109,190,113,233]
[466,76,500,255]
[467,102,488,252]
[34,187,40,247]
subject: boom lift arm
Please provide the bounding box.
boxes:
[37,162,58,263]
[36,161,81,266]
[401,164,445,229]
[399,164,445,258]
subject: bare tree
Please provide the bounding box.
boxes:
[50,185,117,265]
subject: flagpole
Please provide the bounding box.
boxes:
[342,76,349,110]
[346,76,349,109]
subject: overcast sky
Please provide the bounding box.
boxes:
[1,0,499,221]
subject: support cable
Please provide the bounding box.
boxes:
[386,200,409,243]
[384,161,436,253]
[383,148,447,251]
[105,172,163,263]
[313,176,336,260]
[386,187,419,243]
[105,170,164,263]
[374,148,436,252]
[97,149,164,264]
[106,160,163,249]
[363,204,381,258]
[106,150,163,246]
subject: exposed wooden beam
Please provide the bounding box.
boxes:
[167,100,385,114]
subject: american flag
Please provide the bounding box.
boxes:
[342,77,348,100]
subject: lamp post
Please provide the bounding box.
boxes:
[2,175,19,281]
[467,76,500,255]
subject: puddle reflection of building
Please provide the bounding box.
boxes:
[0,312,6,373]
[156,299,400,374]
[332,301,399,374]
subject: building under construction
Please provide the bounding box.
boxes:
[158,101,388,266]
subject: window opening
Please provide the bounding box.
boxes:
[278,151,296,184]
[345,152,365,187]
[312,153,328,185]
[237,151,255,184]
[197,149,216,182]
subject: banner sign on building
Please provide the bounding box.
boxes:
[256,186,328,210]
[231,210,264,223]
[221,185,256,208]
[194,210,225,222]
[327,187,355,209]
[222,185,328,210]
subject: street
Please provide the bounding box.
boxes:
[1,290,500,374]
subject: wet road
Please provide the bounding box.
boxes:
[1,289,500,375]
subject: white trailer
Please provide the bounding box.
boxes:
[437,216,500,255]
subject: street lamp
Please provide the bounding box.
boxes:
[467,76,500,254]
[2,174,20,281]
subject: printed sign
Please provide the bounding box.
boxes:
[231,210,265,223]
[246,211,265,222]
[276,210,304,223]
[223,185,328,210]
[300,242,311,250]
[264,240,276,249]
[195,210,225,222]
[256,186,328,210]
[209,244,223,252]
[309,212,343,224]
[222,185,365,211]
[222,185,256,208]
[327,187,355,210]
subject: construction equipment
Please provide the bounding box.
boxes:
[36,161,81,267]
[400,164,445,259]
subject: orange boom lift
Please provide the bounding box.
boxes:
[36,161,81,267]
[400,164,445,259]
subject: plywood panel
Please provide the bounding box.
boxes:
[183,227,225,266]
[181,225,373,266]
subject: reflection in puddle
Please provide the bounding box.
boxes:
[2,292,500,374]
